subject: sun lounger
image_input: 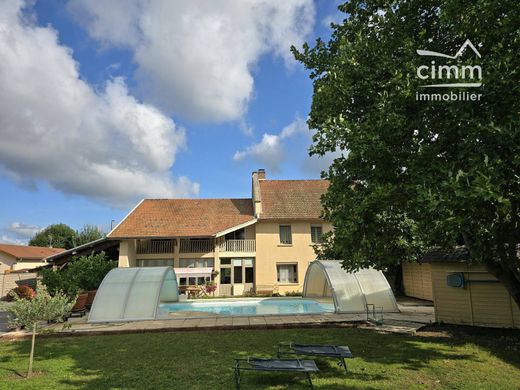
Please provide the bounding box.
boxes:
[234,358,319,389]
[277,342,353,373]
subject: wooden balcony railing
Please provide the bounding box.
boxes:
[219,239,256,253]
[180,239,214,253]
[136,239,176,254]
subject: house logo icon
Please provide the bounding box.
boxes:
[415,39,483,102]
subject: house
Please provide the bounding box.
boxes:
[403,248,520,328]
[108,169,332,295]
[0,244,65,273]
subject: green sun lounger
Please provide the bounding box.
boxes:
[234,358,319,389]
[277,342,353,373]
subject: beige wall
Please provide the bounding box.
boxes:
[255,220,332,294]
[0,252,16,273]
[117,220,333,296]
[431,262,520,328]
[118,239,137,267]
[12,261,47,271]
[402,262,433,301]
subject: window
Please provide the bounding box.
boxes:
[137,259,174,267]
[220,268,231,284]
[311,226,323,244]
[221,259,231,265]
[277,264,298,283]
[245,267,254,283]
[279,225,292,244]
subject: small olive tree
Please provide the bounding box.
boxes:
[7,289,74,378]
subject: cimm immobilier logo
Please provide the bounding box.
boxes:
[415,39,482,102]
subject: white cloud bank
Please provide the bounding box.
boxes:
[0,0,199,207]
[233,118,309,172]
[234,117,344,174]
[69,0,315,122]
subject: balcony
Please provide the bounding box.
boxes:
[136,239,176,254]
[180,239,214,253]
[219,239,256,253]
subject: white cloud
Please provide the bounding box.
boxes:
[233,117,309,172]
[0,235,26,245]
[234,116,345,174]
[7,222,43,239]
[69,0,315,122]
[0,0,199,207]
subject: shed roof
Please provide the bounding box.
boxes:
[421,247,469,263]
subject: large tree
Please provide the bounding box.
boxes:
[29,223,76,249]
[293,0,520,306]
[73,224,105,247]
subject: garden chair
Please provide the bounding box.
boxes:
[234,357,319,389]
[277,342,353,374]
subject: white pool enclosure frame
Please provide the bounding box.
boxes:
[88,261,398,323]
[303,260,398,313]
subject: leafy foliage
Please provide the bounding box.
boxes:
[29,224,76,249]
[293,0,520,305]
[73,224,105,247]
[41,252,117,295]
[7,288,74,377]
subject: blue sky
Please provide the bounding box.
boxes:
[0,0,344,244]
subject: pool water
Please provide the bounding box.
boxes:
[159,298,334,316]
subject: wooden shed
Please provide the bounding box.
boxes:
[402,262,433,301]
[425,248,520,328]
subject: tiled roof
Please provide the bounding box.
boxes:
[421,247,469,263]
[0,244,65,260]
[258,180,329,220]
[108,199,255,238]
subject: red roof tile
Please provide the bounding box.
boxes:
[108,199,255,238]
[259,180,328,220]
[0,244,65,260]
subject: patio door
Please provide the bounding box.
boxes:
[219,258,254,296]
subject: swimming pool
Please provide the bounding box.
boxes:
[159,298,335,316]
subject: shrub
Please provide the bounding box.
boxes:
[41,252,117,296]
[285,291,302,297]
[5,285,36,302]
[7,289,74,377]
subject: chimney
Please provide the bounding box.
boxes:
[251,170,264,217]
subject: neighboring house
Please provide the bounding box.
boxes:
[108,169,332,295]
[403,248,520,328]
[0,244,65,273]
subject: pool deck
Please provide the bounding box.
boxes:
[1,299,435,339]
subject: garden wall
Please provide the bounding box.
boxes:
[0,272,38,297]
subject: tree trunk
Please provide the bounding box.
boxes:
[27,323,36,378]
[483,258,520,310]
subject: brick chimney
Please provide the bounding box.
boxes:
[257,168,266,180]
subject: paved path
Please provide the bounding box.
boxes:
[1,303,434,339]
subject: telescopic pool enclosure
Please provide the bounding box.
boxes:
[303,260,398,313]
[89,261,397,323]
[88,267,178,322]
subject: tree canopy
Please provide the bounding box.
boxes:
[29,223,76,249]
[293,0,520,306]
[29,224,104,249]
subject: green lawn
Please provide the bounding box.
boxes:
[0,326,519,389]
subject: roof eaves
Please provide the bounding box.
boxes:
[107,199,145,238]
